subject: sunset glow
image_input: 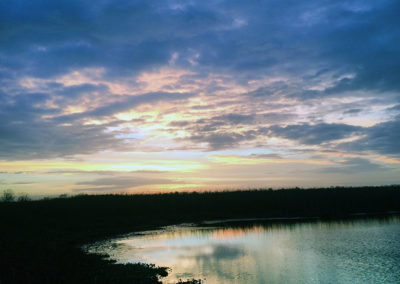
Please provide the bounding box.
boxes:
[1,0,400,196]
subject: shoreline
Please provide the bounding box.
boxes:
[84,212,400,283]
[2,186,400,283]
[86,209,400,243]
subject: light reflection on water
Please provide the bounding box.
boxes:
[88,217,400,283]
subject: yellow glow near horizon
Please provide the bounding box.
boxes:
[0,159,207,173]
[128,183,205,193]
[210,155,334,165]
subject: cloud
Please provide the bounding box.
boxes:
[387,104,400,113]
[249,153,283,159]
[0,92,127,159]
[75,176,180,192]
[55,91,195,122]
[318,158,386,174]
[189,132,252,151]
[56,83,109,98]
[269,123,362,145]
[0,0,399,192]
[0,119,126,160]
[267,118,400,157]
[211,113,296,125]
[168,111,296,151]
[340,118,400,156]
[0,0,397,88]
[0,88,197,159]
[0,0,238,78]
[2,0,399,104]
[213,114,255,125]
[44,169,167,175]
[343,108,362,115]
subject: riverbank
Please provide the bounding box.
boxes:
[1,186,400,283]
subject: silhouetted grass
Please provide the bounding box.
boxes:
[1,185,399,283]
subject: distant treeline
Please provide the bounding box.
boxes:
[0,189,30,202]
[1,185,400,283]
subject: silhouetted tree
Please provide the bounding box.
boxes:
[1,189,15,202]
[17,193,31,202]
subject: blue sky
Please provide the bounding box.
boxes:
[1,0,400,195]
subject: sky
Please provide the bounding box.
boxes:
[1,0,400,196]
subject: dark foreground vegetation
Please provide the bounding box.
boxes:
[1,185,400,283]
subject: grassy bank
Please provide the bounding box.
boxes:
[1,186,400,283]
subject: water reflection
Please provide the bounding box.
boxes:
[88,217,400,283]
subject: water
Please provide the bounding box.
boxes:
[87,217,400,283]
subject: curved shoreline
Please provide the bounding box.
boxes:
[2,186,400,283]
[84,212,400,283]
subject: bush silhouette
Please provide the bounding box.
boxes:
[1,189,15,202]
[17,193,31,202]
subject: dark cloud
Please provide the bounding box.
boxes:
[269,123,362,145]
[0,0,236,78]
[75,176,179,192]
[209,113,296,125]
[189,132,252,151]
[179,113,276,150]
[318,158,386,174]
[1,0,398,88]
[56,83,109,98]
[0,92,125,159]
[170,112,294,146]
[343,108,362,115]
[213,114,255,125]
[387,104,400,112]
[266,118,400,157]
[340,118,400,156]
[249,153,283,159]
[246,82,290,98]
[168,121,190,127]
[0,119,126,160]
[11,181,36,185]
[43,169,167,175]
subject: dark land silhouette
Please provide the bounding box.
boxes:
[1,185,400,283]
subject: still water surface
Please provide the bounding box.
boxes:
[88,217,400,283]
